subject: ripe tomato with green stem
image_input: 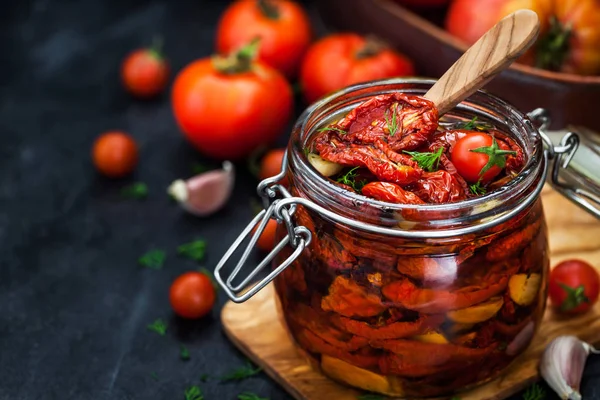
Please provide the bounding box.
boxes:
[121,39,170,98]
[548,259,600,315]
[169,271,216,319]
[299,33,415,104]
[450,131,516,184]
[171,39,293,160]
[216,0,312,78]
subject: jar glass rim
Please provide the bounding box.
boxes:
[287,78,545,221]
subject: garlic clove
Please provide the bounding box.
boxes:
[307,153,343,177]
[540,335,600,400]
[168,161,235,217]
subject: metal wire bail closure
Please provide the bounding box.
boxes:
[215,109,600,304]
[528,108,600,219]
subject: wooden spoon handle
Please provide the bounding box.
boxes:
[424,9,540,115]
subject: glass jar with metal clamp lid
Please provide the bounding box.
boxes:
[215,78,600,398]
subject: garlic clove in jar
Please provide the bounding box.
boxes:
[168,161,235,217]
[307,153,343,177]
[540,335,600,400]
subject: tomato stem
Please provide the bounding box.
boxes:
[148,35,164,60]
[469,136,516,178]
[559,283,589,311]
[213,37,261,74]
[355,35,388,59]
[257,0,280,20]
[535,16,572,71]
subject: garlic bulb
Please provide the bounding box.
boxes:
[307,153,343,177]
[540,335,600,400]
[168,161,235,217]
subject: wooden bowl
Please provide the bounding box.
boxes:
[314,0,600,131]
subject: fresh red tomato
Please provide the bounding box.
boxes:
[450,132,515,184]
[216,0,312,78]
[445,0,600,75]
[393,0,450,7]
[299,33,416,104]
[121,47,169,98]
[92,131,138,178]
[171,40,293,160]
[169,271,216,319]
[259,148,287,184]
[253,218,278,252]
[548,259,600,314]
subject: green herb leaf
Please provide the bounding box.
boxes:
[469,181,487,196]
[184,385,204,400]
[384,103,399,136]
[191,163,209,174]
[357,395,385,400]
[220,362,262,382]
[522,383,546,400]
[535,15,572,71]
[470,136,516,178]
[121,182,148,199]
[336,167,367,193]
[177,240,207,262]
[403,147,443,172]
[457,116,493,131]
[238,392,269,400]
[318,126,347,135]
[147,318,167,336]
[199,267,219,292]
[180,345,190,361]
[150,371,159,381]
[139,249,166,269]
[199,374,209,382]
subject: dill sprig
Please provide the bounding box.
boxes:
[180,345,190,361]
[147,318,167,336]
[458,116,493,131]
[522,383,546,400]
[184,385,204,400]
[318,126,347,135]
[238,393,269,400]
[469,181,487,196]
[138,249,166,269]
[121,182,148,199]
[177,240,207,262]
[384,104,399,136]
[220,362,262,382]
[336,167,367,192]
[403,147,443,172]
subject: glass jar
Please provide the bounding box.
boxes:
[215,79,600,398]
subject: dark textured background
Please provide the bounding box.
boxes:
[0,0,598,399]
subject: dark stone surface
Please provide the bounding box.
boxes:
[0,0,598,399]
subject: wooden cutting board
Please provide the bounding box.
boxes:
[221,186,600,400]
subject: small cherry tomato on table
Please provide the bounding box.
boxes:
[169,271,216,319]
[121,44,169,98]
[259,148,288,184]
[171,39,293,160]
[92,131,138,178]
[548,259,600,315]
[216,0,312,78]
[450,131,516,184]
[299,33,416,104]
[255,218,278,252]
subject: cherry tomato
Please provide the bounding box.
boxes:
[121,48,169,98]
[259,148,288,184]
[171,40,293,160]
[169,271,216,319]
[300,33,416,104]
[92,131,138,178]
[216,0,312,78]
[450,132,513,184]
[254,218,278,252]
[445,0,600,75]
[548,259,600,315]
